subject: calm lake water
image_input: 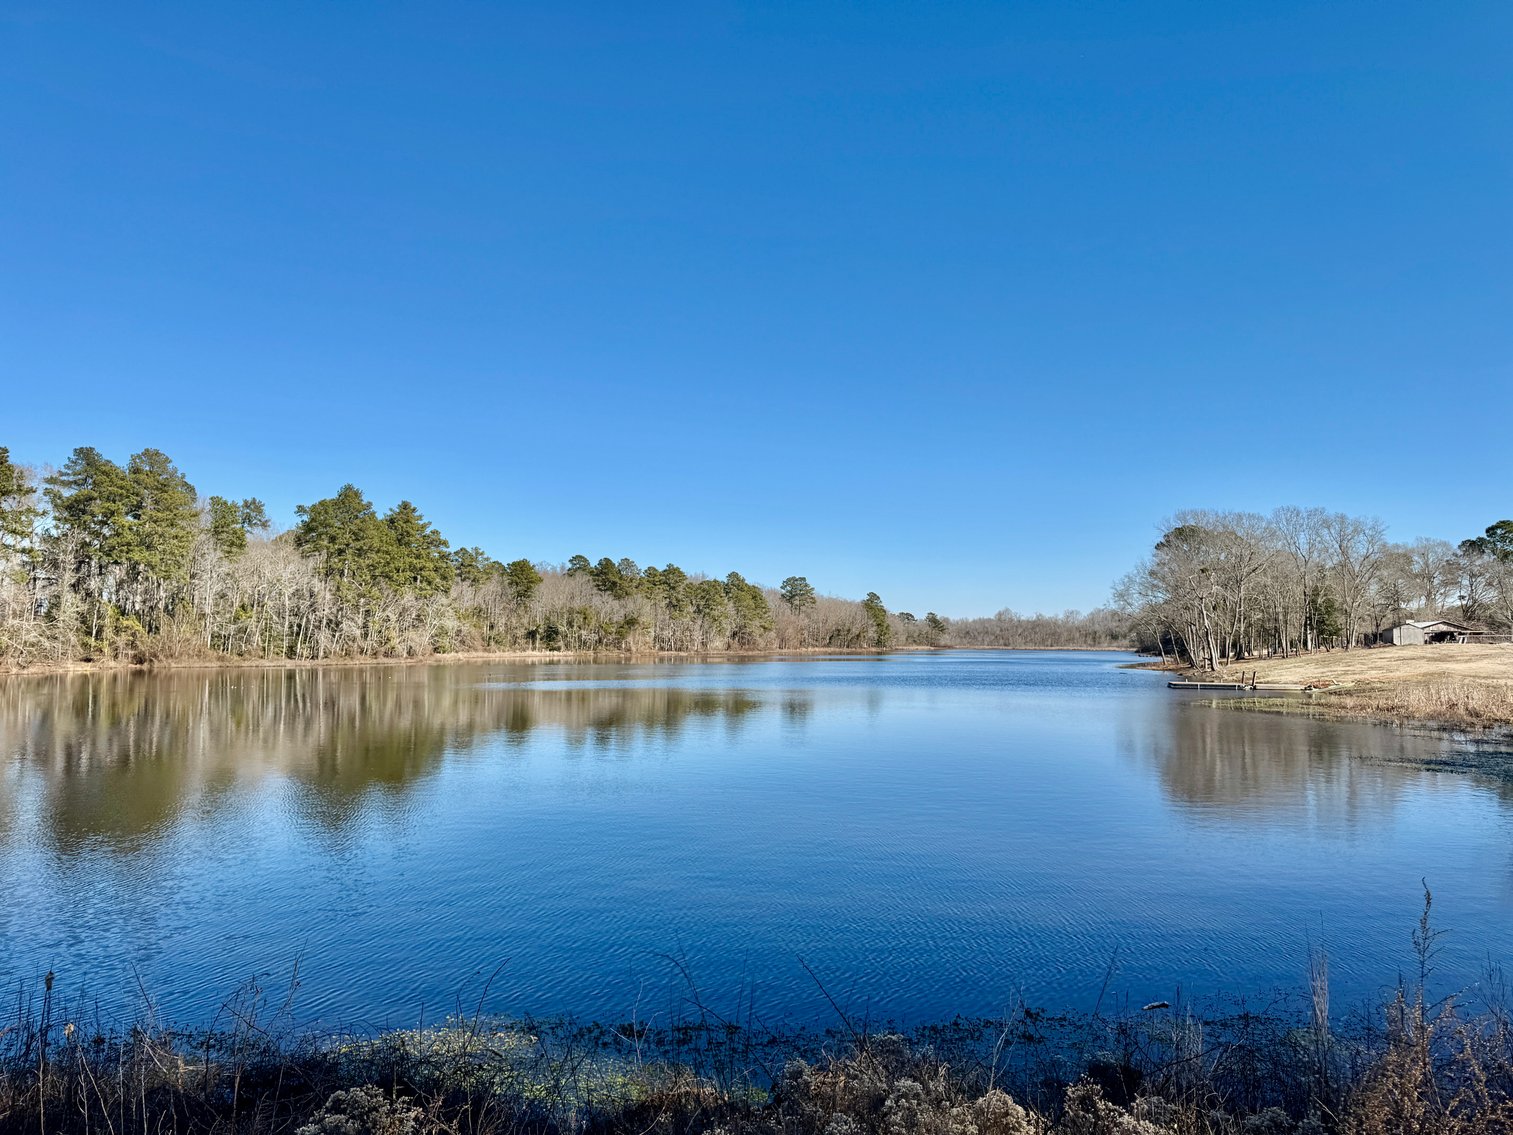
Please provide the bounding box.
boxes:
[2,651,1510,1030]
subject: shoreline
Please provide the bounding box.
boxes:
[0,957,1501,1135]
[0,643,1133,679]
[1150,644,1513,733]
[1206,691,1513,742]
[0,645,921,678]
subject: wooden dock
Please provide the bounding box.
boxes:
[1167,679,1311,692]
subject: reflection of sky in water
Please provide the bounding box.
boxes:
[1,653,1510,1031]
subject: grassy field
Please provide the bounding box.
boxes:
[1209,644,1513,686]
[1202,644,1513,729]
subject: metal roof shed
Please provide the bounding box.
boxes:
[1381,619,1476,646]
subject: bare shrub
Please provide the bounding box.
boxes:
[297,1086,423,1135]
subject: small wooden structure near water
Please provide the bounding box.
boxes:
[1169,668,1263,690]
[1168,670,1310,692]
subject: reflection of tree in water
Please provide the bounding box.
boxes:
[1119,697,1513,820]
[502,686,765,754]
[781,694,813,727]
[0,667,801,851]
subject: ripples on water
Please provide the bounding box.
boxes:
[1,652,1510,1029]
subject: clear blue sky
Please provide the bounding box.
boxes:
[3,3,1509,617]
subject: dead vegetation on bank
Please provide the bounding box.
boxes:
[1214,679,1513,734]
[1186,645,1513,729]
[5,901,1513,1135]
[1303,678,1513,731]
[5,993,1511,1135]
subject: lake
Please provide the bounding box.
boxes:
[2,651,1509,1031]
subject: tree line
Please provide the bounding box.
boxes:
[1115,506,1513,669]
[4,444,1117,666]
[946,607,1129,650]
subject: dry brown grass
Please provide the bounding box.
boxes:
[1318,678,1513,729]
[1200,645,1513,727]
[1212,644,1513,687]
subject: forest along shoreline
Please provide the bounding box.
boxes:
[0,447,1127,671]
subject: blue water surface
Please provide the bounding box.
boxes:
[2,652,1509,1030]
